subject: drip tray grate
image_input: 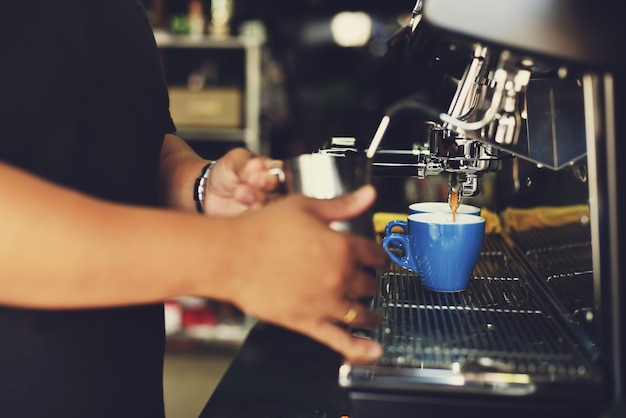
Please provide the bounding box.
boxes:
[373,233,593,379]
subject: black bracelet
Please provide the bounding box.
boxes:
[193,160,217,214]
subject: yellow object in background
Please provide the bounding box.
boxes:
[373,205,589,243]
[373,204,589,243]
[480,208,502,234]
[373,212,406,243]
[500,204,590,232]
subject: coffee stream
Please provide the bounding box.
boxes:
[449,190,460,222]
[448,174,461,223]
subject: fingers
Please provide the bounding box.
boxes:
[220,147,255,173]
[240,158,283,191]
[306,320,383,364]
[233,184,267,206]
[344,267,379,299]
[336,301,381,329]
[351,235,390,270]
[225,157,282,209]
[304,185,377,224]
[234,158,284,206]
[216,148,282,192]
[338,234,388,300]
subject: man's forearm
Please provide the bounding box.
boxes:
[0,162,234,309]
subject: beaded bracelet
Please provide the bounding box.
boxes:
[193,160,217,214]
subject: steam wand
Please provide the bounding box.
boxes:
[366,115,390,159]
[366,95,442,159]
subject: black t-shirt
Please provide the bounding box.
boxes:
[0,1,176,417]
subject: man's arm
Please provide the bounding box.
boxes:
[0,159,387,363]
[0,161,233,309]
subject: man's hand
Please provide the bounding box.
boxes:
[204,148,283,216]
[216,185,389,363]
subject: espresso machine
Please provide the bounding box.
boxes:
[337,1,626,416]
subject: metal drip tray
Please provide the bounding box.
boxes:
[340,228,600,396]
[509,225,594,324]
[376,268,587,374]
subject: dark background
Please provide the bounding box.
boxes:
[148,0,591,212]
[151,0,422,159]
[150,0,430,213]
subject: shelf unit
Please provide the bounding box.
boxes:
[154,30,265,154]
[156,31,264,347]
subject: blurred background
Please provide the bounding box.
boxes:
[150,0,417,154]
[143,0,483,214]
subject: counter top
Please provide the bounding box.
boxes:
[199,322,350,418]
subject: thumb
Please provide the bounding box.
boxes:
[305,185,377,223]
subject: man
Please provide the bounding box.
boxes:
[0,1,387,417]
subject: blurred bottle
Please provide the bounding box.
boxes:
[209,0,233,36]
[188,0,206,36]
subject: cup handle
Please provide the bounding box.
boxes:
[382,233,415,271]
[384,219,407,237]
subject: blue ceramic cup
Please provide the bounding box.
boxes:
[382,212,486,292]
[384,202,480,237]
